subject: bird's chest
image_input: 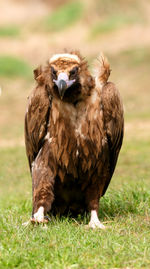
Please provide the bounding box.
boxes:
[47,99,105,179]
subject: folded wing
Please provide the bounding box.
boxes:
[25,67,52,171]
[95,54,124,195]
[102,81,124,195]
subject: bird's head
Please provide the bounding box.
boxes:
[49,53,81,100]
[34,52,95,103]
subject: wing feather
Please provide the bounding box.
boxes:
[101,82,124,195]
[25,83,52,171]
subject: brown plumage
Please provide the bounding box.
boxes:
[25,51,124,228]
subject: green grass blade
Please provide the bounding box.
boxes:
[43,1,83,32]
[90,14,141,38]
[0,26,20,37]
[0,56,32,78]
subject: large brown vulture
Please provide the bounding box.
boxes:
[25,51,124,229]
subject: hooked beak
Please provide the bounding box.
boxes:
[53,72,75,99]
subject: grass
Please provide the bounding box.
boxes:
[110,47,150,68]
[0,56,32,78]
[90,13,140,38]
[95,0,141,15]
[0,25,20,37]
[42,1,83,32]
[0,138,150,268]
[89,0,145,38]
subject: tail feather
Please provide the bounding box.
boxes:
[94,53,111,86]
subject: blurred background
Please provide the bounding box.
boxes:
[0,0,150,146]
[0,0,150,193]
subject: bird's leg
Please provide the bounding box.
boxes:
[89,209,105,229]
[85,182,105,229]
[32,206,45,223]
[31,159,55,224]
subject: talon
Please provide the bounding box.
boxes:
[30,217,48,224]
[88,220,105,229]
[44,216,51,222]
[30,207,50,224]
[33,206,44,223]
[88,210,105,229]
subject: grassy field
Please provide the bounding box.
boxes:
[0,139,150,268]
[0,0,150,268]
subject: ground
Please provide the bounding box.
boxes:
[0,0,150,268]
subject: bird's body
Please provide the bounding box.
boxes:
[25,52,124,228]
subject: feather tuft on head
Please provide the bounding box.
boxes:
[94,53,111,87]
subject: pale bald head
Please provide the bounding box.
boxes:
[49,53,80,64]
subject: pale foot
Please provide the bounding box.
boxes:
[88,210,105,229]
[22,207,50,226]
[33,206,44,222]
[31,206,49,224]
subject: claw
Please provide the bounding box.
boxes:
[31,206,50,224]
[88,219,105,229]
[88,210,105,229]
[33,206,44,223]
[22,207,51,226]
[30,216,49,224]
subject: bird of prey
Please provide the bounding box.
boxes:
[25,51,124,229]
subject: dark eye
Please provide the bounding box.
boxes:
[51,66,57,77]
[70,66,78,76]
